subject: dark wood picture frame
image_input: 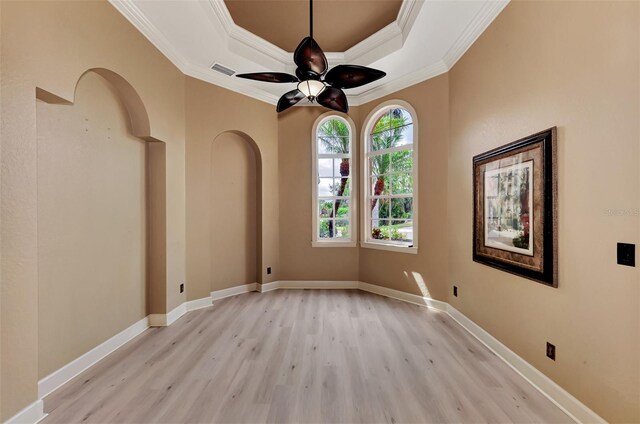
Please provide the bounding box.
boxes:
[473,127,558,287]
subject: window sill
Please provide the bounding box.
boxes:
[360,241,418,254]
[312,241,358,248]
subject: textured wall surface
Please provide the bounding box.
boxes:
[0,1,186,418]
[356,75,450,302]
[277,107,361,282]
[37,72,147,378]
[185,77,280,300]
[210,132,258,289]
[447,2,639,422]
[1,0,638,422]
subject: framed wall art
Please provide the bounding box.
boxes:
[473,127,558,287]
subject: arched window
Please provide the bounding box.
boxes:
[312,114,357,247]
[362,102,418,253]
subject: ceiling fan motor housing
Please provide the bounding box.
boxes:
[234,1,386,113]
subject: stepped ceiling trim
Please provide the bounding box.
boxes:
[109,0,509,107]
[203,0,422,70]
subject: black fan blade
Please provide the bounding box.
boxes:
[317,87,348,113]
[324,65,386,89]
[236,72,299,83]
[277,89,306,113]
[294,37,328,77]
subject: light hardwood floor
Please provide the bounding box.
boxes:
[43,290,571,423]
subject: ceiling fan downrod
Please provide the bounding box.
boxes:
[235,0,387,113]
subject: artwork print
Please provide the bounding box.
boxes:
[484,160,533,256]
[473,128,557,287]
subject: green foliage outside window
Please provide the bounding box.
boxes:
[317,119,351,239]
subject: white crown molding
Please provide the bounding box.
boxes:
[203,0,291,67]
[183,62,281,104]
[108,0,282,105]
[109,0,507,107]
[202,0,423,69]
[350,60,448,106]
[109,0,189,71]
[442,0,510,69]
[342,22,403,67]
[345,0,424,64]
[397,0,422,39]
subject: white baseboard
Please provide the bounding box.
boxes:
[186,296,214,311]
[357,281,449,312]
[257,281,279,292]
[210,282,258,300]
[149,302,190,327]
[278,280,359,289]
[38,316,149,399]
[447,306,605,424]
[29,282,604,424]
[38,295,212,402]
[257,280,358,292]
[5,400,46,424]
[251,280,603,423]
[148,313,164,326]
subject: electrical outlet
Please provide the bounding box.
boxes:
[453,286,458,297]
[267,267,272,275]
[546,342,556,361]
[179,283,184,293]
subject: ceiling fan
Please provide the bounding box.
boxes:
[235,0,386,113]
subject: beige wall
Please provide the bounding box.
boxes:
[356,75,450,301]
[185,77,279,300]
[0,1,186,419]
[277,72,450,297]
[447,1,639,422]
[277,107,360,281]
[1,0,638,422]
[210,132,258,288]
[278,2,639,421]
[146,142,168,315]
[36,72,147,378]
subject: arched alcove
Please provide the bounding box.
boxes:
[37,68,152,140]
[35,69,166,378]
[210,131,263,290]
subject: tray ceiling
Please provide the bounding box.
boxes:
[109,0,509,107]
[224,0,403,52]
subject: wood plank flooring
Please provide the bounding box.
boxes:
[43,290,572,423]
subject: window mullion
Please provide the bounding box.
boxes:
[364,106,415,248]
[315,116,353,244]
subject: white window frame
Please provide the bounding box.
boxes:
[311,113,358,247]
[361,100,418,254]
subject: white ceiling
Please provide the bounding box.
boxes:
[110,0,509,107]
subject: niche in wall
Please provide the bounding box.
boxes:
[209,132,260,290]
[36,70,164,378]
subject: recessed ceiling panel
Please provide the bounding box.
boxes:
[111,0,509,106]
[224,0,402,52]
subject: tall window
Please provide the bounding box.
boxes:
[363,103,417,253]
[312,115,356,247]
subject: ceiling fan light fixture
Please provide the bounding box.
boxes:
[298,79,325,100]
[234,0,385,113]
